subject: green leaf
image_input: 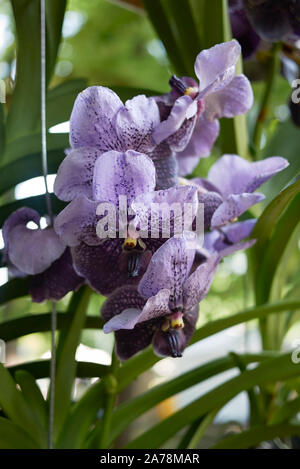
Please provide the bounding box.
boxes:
[0,194,65,227]
[0,278,29,305]
[261,120,300,202]
[0,103,5,161]
[8,360,109,380]
[0,364,47,447]
[91,352,277,447]
[142,0,186,74]
[250,179,300,281]
[46,79,87,128]
[56,380,105,449]
[6,1,66,144]
[14,370,47,431]
[126,353,300,448]
[255,193,300,305]
[0,416,39,449]
[163,0,202,76]
[212,424,300,449]
[117,299,300,392]
[53,287,91,442]
[269,396,300,425]
[0,145,65,197]
[0,312,103,342]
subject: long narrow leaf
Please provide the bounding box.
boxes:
[126,353,300,448]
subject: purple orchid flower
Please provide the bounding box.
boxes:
[2,207,84,302]
[59,86,196,191]
[243,0,300,43]
[102,230,257,360]
[229,0,260,59]
[101,234,218,359]
[194,219,257,266]
[153,40,254,176]
[54,150,199,296]
[191,154,289,228]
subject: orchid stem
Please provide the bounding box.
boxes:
[99,349,119,449]
[253,42,281,160]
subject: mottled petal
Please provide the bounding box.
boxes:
[139,235,195,309]
[92,150,156,205]
[195,40,241,93]
[114,320,158,360]
[197,190,223,230]
[54,195,101,246]
[208,154,289,198]
[176,117,220,176]
[103,288,171,333]
[115,95,160,153]
[166,113,198,153]
[204,75,253,121]
[72,240,150,295]
[54,147,102,201]
[9,226,65,275]
[211,193,265,228]
[69,86,123,150]
[153,95,197,145]
[132,185,198,239]
[101,285,146,321]
[30,248,84,302]
[183,253,220,311]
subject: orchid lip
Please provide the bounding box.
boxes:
[165,330,182,358]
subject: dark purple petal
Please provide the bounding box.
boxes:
[139,235,195,309]
[72,240,150,295]
[197,190,223,230]
[103,288,171,333]
[229,0,260,58]
[114,320,159,360]
[211,193,265,228]
[92,150,156,205]
[115,95,160,153]
[101,285,146,321]
[30,248,84,302]
[175,117,220,176]
[8,225,65,275]
[208,154,289,198]
[54,195,101,246]
[183,253,220,311]
[195,40,241,93]
[152,153,178,190]
[54,147,102,201]
[204,75,253,121]
[69,86,123,150]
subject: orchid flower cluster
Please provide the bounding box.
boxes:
[2,40,288,360]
